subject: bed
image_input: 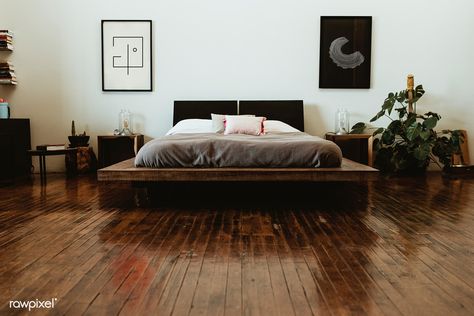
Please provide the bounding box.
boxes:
[98,100,377,182]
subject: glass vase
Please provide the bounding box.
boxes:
[335,108,349,135]
[119,109,133,135]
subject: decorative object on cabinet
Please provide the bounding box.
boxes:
[326,132,373,167]
[350,75,463,173]
[319,16,372,89]
[101,20,152,92]
[0,119,31,184]
[98,134,144,168]
[0,98,10,118]
[118,109,133,135]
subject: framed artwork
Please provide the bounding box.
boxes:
[319,16,372,89]
[101,20,152,92]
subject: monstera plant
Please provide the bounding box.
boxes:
[351,85,462,173]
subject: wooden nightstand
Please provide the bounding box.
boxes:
[98,134,144,168]
[325,132,373,167]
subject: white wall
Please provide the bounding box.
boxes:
[1,0,473,171]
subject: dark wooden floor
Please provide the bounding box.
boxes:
[0,174,473,315]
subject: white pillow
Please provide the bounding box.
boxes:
[264,120,300,133]
[224,116,266,136]
[166,119,213,135]
[211,113,255,133]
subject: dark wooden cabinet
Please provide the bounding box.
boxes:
[98,134,144,168]
[325,132,373,166]
[0,119,31,183]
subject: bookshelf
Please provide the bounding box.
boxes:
[0,30,16,85]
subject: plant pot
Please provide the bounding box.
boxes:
[68,135,90,148]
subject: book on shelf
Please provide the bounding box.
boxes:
[0,62,14,68]
[0,72,16,79]
[36,144,67,151]
[0,79,17,85]
[0,70,15,76]
[0,44,13,50]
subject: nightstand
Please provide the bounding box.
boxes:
[98,134,144,168]
[325,133,373,167]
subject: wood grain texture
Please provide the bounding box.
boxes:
[97,158,378,182]
[0,174,473,315]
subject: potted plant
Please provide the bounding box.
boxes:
[351,85,462,173]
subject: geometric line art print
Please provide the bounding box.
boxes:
[112,36,144,75]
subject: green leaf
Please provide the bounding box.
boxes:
[423,116,438,129]
[404,112,417,127]
[396,90,406,103]
[370,110,385,122]
[382,94,396,115]
[413,143,431,161]
[395,107,407,119]
[424,112,441,120]
[387,120,402,134]
[420,129,431,140]
[406,122,422,141]
[372,127,384,136]
[415,85,425,98]
[381,130,395,145]
[373,138,380,151]
[411,85,425,103]
[350,122,366,134]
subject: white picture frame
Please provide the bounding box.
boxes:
[101,20,152,91]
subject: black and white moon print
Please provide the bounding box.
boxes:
[319,17,372,89]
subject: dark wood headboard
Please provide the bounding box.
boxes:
[173,100,238,125]
[239,100,304,131]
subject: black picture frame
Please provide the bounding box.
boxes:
[101,20,153,92]
[319,16,372,89]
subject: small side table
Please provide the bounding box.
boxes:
[325,133,373,167]
[28,148,77,185]
[98,134,144,168]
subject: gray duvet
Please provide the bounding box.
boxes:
[135,132,342,168]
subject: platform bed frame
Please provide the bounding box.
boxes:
[98,100,378,182]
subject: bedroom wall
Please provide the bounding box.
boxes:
[1,0,473,172]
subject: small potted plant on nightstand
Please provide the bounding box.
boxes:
[68,120,90,148]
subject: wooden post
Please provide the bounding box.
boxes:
[407,74,414,113]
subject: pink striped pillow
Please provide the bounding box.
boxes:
[224,116,266,136]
